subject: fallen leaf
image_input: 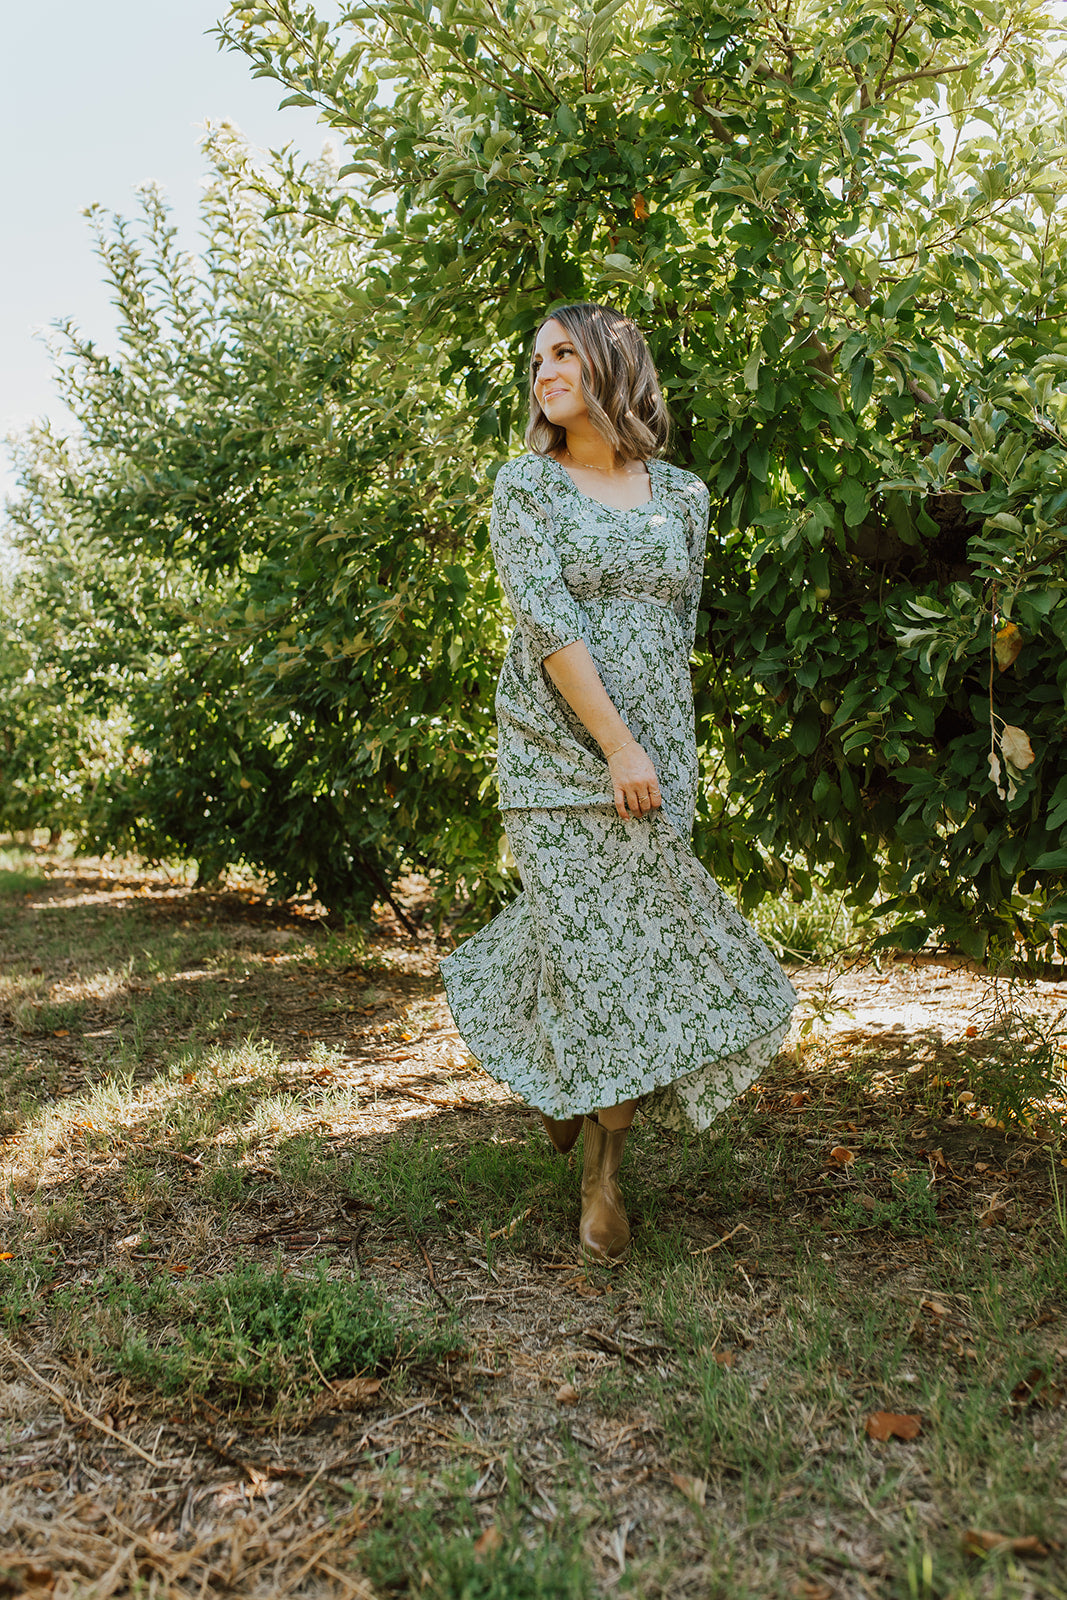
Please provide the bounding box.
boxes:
[473,1526,503,1558]
[555,1382,580,1405]
[921,1299,950,1319]
[0,1253,13,1261]
[793,1582,833,1600]
[865,1411,922,1441]
[829,1146,856,1166]
[565,1274,606,1298]
[994,622,1024,671]
[1000,723,1035,770]
[1010,1367,1066,1410]
[957,1090,975,1103]
[331,1376,384,1409]
[788,1091,808,1108]
[713,1349,737,1368]
[978,1195,1009,1228]
[963,1528,1049,1558]
[670,1472,707,1507]
[1,1564,56,1598]
[53,1029,69,1038]
[965,1025,979,1038]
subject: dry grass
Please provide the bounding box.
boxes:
[0,848,1065,1599]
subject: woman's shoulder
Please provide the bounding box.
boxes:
[654,459,709,501]
[491,452,557,494]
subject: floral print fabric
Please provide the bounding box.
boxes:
[439,453,797,1134]
[489,452,709,828]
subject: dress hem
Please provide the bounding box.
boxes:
[440,953,793,1127]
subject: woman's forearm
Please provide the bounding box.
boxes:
[543,640,632,754]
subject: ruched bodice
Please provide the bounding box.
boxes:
[489,453,709,832]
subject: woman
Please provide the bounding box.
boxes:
[440,303,796,1260]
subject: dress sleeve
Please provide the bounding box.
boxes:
[489,461,586,664]
[675,479,711,654]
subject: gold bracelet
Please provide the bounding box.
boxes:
[604,736,636,759]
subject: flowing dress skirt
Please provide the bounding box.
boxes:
[440,804,797,1135]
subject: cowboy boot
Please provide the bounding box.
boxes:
[541,1112,583,1154]
[579,1115,630,1260]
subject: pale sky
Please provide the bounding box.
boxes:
[1,1,334,502]
[4,2,1066,511]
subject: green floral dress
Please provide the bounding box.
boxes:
[440,453,796,1133]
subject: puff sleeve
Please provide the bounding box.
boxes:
[489,458,586,665]
[674,479,711,655]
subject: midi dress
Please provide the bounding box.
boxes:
[439,452,797,1134]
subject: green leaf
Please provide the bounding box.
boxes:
[884,273,925,318]
[840,479,870,528]
[1030,849,1067,872]
[791,711,821,756]
[850,358,875,411]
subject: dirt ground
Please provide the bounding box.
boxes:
[0,859,1064,1599]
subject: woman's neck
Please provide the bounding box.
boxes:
[559,426,623,474]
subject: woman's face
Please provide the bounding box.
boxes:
[532,319,589,431]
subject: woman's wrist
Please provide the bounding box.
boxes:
[603,734,636,759]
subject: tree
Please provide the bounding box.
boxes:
[210,0,1067,956]
[2,131,508,920]
[0,428,134,844]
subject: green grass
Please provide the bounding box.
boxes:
[361,1460,594,1600]
[54,1257,456,1415]
[0,849,43,899]
[749,879,867,962]
[2,858,1066,1597]
[625,1236,1067,1599]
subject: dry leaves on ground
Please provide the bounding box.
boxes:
[669,1473,708,1508]
[865,1412,923,1441]
[962,1529,1051,1558]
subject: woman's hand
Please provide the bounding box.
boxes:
[607,740,661,820]
[541,641,662,819]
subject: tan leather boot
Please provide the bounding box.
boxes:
[579,1115,630,1260]
[541,1112,583,1154]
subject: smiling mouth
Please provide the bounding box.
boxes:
[542,389,567,401]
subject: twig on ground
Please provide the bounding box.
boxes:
[488,1207,531,1239]
[353,1397,439,1453]
[690,1223,752,1254]
[415,1236,453,1310]
[0,1335,167,1470]
[313,1559,378,1598]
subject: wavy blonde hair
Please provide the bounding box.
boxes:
[524,302,671,461]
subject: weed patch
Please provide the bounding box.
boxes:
[362,1463,593,1600]
[56,1257,454,1414]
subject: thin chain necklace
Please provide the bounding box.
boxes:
[562,447,642,476]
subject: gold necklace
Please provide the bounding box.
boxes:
[562,448,639,475]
